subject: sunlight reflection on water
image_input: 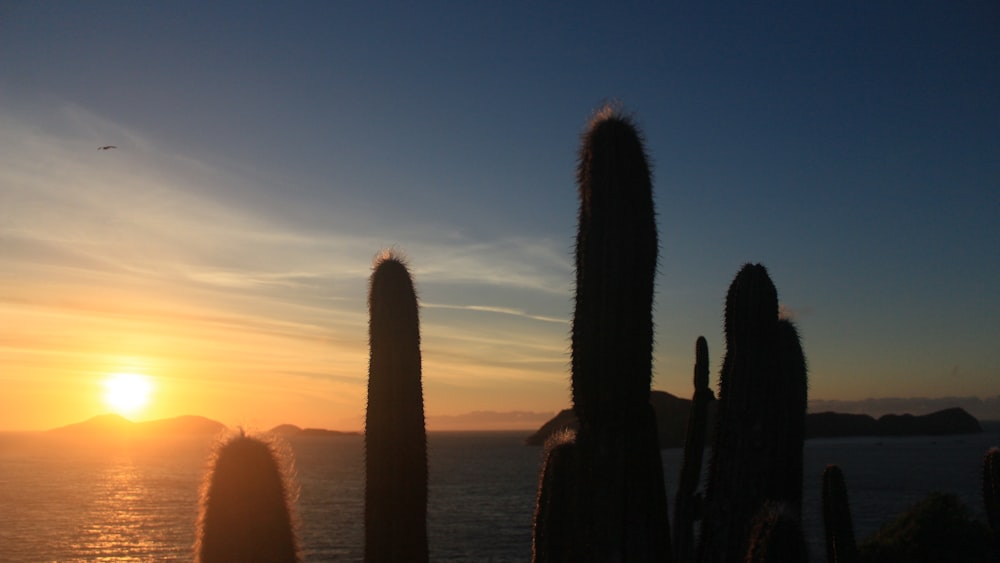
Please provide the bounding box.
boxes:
[0,436,207,562]
[77,458,156,560]
[1,429,996,561]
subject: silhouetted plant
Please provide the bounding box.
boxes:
[698,263,808,563]
[195,430,299,563]
[743,502,808,563]
[859,492,992,563]
[532,429,582,563]
[776,316,808,511]
[365,250,428,563]
[984,447,1000,551]
[822,464,859,563]
[673,336,712,563]
[566,105,671,562]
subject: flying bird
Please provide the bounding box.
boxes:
[98,145,117,150]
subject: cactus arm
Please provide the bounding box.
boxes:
[822,464,859,563]
[984,447,1000,548]
[532,430,582,563]
[673,336,712,563]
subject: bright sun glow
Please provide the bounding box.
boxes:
[103,373,154,416]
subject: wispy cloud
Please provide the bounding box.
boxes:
[414,236,573,295]
[2,105,575,299]
[0,103,578,428]
[423,302,567,324]
[425,410,558,431]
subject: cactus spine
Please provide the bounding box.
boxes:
[984,447,1000,549]
[365,251,428,563]
[569,106,671,562]
[822,464,859,563]
[698,263,808,563]
[673,336,712,563]
[195,431,299,563]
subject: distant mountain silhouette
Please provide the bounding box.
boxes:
[46,416,360,438]
[807,407,982,438]
[527,391,709,447]
[525,391,983,446]
[268,424,359,437]
[48,413,133,435]
[49,414,226,437]
[269,424,304,435]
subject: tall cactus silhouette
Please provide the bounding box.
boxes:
[984,447,1000,549]
[673,336,712,563]
[365,250,428,563]
[698,263,808,563]
[195,431,299,563]
[822,464,859,563]
[568,106,671,562]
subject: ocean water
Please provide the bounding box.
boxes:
[1,427,997,562]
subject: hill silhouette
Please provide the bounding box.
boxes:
[807,407,982,438]
[525,391,983,446]
[268,424,359,437]
[45,415,359,439]
[49,414,227,437]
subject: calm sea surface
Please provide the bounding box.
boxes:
[1,426,997,562]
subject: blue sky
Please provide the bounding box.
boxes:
[1,2,997,430]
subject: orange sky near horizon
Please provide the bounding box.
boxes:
[2,116,996,431]
[2,3,998,433]
[2,254,571,432]
[2,106,997,433]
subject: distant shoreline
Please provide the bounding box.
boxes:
[524,391,987,447]
[1,408,996,436]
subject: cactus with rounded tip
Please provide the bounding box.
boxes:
[822,464,859,563]
[673,336,712,563]
[195,431,299,563]
[365,251,428,563]
[984,447,1000,547]
[571,106,658,428]
[532,430,582,563]
[568,106,671,562]
[744,502,808,563]
[698,263,808,563]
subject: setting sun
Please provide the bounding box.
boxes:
[103,373,154,416]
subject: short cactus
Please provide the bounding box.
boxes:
[698,264,808,563]
[365,251,428,563]
[195,431,299,563]
[532,430,582,563]
[673,336,712,563]
[775,317,808,513]
[822,464,859,563]
[984,447,1000,546]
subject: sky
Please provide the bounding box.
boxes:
[1,2,997,431]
